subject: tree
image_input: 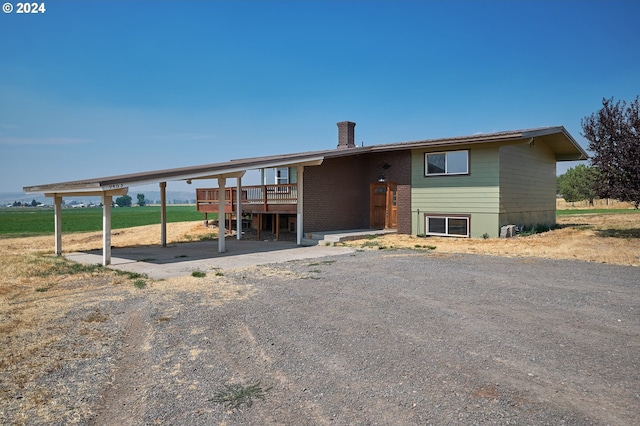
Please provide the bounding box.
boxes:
[581,96,640,208]
[136,193,146,207]
[557,165,598,205]
[115,195,132,207]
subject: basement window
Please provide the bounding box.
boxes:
[425,150,469,176]
[425,215,470,237]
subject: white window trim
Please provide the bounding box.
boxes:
[424,150,469,176]
[424,214,470,237]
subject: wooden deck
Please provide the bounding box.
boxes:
[196,184,298,214]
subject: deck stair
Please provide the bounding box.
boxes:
[300,229,396,246]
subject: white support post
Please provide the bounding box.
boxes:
[102,194,112,266]
[54,195,62,256]
[236,177,242,240]
[218,177,226,253]
[297,165,304,245]
[160,182,167,247]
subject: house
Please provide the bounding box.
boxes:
[23,121,587,265]
[195,121,587,239]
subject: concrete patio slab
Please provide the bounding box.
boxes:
[65,238,356,279]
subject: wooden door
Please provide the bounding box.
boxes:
[370,183,397,229]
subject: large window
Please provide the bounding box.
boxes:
[262,167,297,184]
[425,215,470,237]
[425,150,469,176]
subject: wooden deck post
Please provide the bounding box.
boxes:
[276,213,280,241]
[257,213,262,240]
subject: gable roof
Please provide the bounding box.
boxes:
[23,126,587,195]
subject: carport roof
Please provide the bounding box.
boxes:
[23,125,587,195]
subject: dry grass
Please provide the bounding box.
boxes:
[343,212,640,267]
[556,198,635,209]
[0,221,244,424]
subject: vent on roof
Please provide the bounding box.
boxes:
[337,121,356,150]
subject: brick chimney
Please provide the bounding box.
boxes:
[337,121,356,149]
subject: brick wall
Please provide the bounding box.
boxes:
[303,155,367,231]
[303,150,411,232]
[396,184,412,234]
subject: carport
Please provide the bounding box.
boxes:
[23,153,324,266]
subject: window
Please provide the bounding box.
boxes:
[425,215,470,237]
[262,167,297,185]
[276,168,289,185]
[425,150,468,176]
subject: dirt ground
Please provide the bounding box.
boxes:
[0,211,638,424]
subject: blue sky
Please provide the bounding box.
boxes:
[1,0,638,194]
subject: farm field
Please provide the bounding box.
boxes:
[0,205,208,237]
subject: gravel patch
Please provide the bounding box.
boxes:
[3,250,639,425]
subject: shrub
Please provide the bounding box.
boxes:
[209,381,272,409]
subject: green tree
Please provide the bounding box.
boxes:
[136,193,146,207]
[115,195,132,207]
[581,96,640,208]
[557,164,598,205]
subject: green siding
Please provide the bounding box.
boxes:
[410,141,559,238]
[499,142,557,227]
[411,146,501,237]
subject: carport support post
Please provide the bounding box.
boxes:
[296,165,304,245]
[218,177,226,253]
[236,177,242,240]
[102,194,112,266]
[54,195,62,256]
[160,182,167,247]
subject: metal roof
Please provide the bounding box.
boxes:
[23,126,587,195]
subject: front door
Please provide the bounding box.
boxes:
[370,183,397,229]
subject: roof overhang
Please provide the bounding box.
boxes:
[372,126,588,161]
[24,154,325,195]
[23,126,587,196]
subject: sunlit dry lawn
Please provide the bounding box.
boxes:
[345,213,640,266]
[338,200,640,267]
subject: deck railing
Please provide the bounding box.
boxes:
[196,184,298,211]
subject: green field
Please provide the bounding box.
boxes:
[556,208,640,216]
[0,206,213,237]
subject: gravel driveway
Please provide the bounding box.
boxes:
[14,249,638,425]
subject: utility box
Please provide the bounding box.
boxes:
[500,225,517,238]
